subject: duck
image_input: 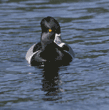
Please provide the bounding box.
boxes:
[25,16,74,66]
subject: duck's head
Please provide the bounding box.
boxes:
[40,16,61,49]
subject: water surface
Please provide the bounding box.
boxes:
[0,0,109,110]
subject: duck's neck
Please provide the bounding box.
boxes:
[41,32,55,50]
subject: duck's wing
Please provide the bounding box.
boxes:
[25,42,42,64]
[33,42,42,52]
[62,43,75,58]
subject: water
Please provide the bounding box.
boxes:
[0,0,109,110]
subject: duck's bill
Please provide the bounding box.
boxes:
[54,33,75,58]
[54,33,61,44]
[54,33,65,47]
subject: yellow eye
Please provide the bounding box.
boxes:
[49,29,52,32]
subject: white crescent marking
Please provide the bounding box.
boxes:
[28,51,38,64]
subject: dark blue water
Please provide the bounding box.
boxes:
[0,0,109,110]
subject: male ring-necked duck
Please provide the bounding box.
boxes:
[26,16,74,66]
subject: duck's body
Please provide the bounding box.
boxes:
[26,16,74,66]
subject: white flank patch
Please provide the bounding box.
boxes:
[27,51,38,64]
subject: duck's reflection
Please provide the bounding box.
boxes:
[41,63,63,101]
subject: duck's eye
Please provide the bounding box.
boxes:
[49,29,52,32]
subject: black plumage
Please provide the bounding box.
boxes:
[26,16,74,66]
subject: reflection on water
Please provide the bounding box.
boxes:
[42,64,62,101]
[0,0,109,109]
